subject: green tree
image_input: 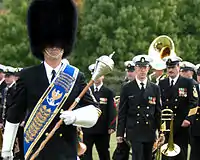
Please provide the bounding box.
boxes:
[175,0,200,63]
[73,0,181,91]
[0,0,39,67]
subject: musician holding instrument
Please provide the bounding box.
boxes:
[1,0,101,160]
[149,59,167,85]
[117,55,161,160]
[159,56,198,160]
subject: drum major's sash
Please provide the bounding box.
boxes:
[24,63,79,159]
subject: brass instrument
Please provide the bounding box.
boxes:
[114,96,120,107]
[148,35,176,60]
[77,127,87,156]
[155,109,180,159]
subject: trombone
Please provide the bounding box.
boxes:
[155,109,180,160]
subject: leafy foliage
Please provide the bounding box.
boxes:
[0,0,200,93]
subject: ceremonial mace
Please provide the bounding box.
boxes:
[30,53,115,160]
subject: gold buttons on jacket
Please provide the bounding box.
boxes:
[137,106,140,109]
[60,109,64,113]
[146,114,149,117]
[146,122,149,125]
[166,99,169,102]
[147,106,149,109]
[175,99,178,102]
[196,118,199,121]
[174,106,177,109]
[166,106,169,109]
[45,132,49,136]
[137,113,140,116]
[59,134,63,137]
[137,121,139,124]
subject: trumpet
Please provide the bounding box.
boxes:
[155,109,180,160]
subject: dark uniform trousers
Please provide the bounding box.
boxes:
[117,80,161,160]
[6,64,97,160]
[159,76,198,160]
[82,85,116,160]
[83,134,110,160]
[190,83,200,160]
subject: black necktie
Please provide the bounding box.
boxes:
[51,70,56,82]
[140,82,145,92]
[171,80,174,87]
[95,87,98,92]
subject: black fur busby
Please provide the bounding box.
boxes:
[27,0,78,60]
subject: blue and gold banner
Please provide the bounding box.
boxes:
[24,64,79,159]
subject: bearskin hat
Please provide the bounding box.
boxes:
[27,0,78,60]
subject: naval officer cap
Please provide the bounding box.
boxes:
[4,66,16,76]
[14,67,23,77]
[180,61,196,72]
[196,64,200,75]
[88,63,95,74]
[124,61,135,72]
[132,55,153,67]
[163,56,182,67]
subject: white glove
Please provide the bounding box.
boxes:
[1,151,13,160]
[1,121,19,160]
[60,111,76,125]
[60,105,100,128]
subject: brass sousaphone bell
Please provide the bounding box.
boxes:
[148,35,176,60]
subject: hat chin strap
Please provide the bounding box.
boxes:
[44,49,63,60]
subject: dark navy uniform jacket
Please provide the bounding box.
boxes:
[6,63,98,160]
[117,80,161,142]
[83,85,116,135]
[191,82,200,137]
[159,76,198,135]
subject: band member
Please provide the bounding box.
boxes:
[0,65,6,126]
[117,55,161,160]
[190,64,200,160]
[180,61,197,81]
[112,61,135,160]
[1,0,100,160]
[158,56,198,160]
[124,61,135,83]
[82,64,116,160]
[149,59,167,85]
[2,67,16,125]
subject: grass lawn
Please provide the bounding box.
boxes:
[92,133,191,160]
[92,133,132,160]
